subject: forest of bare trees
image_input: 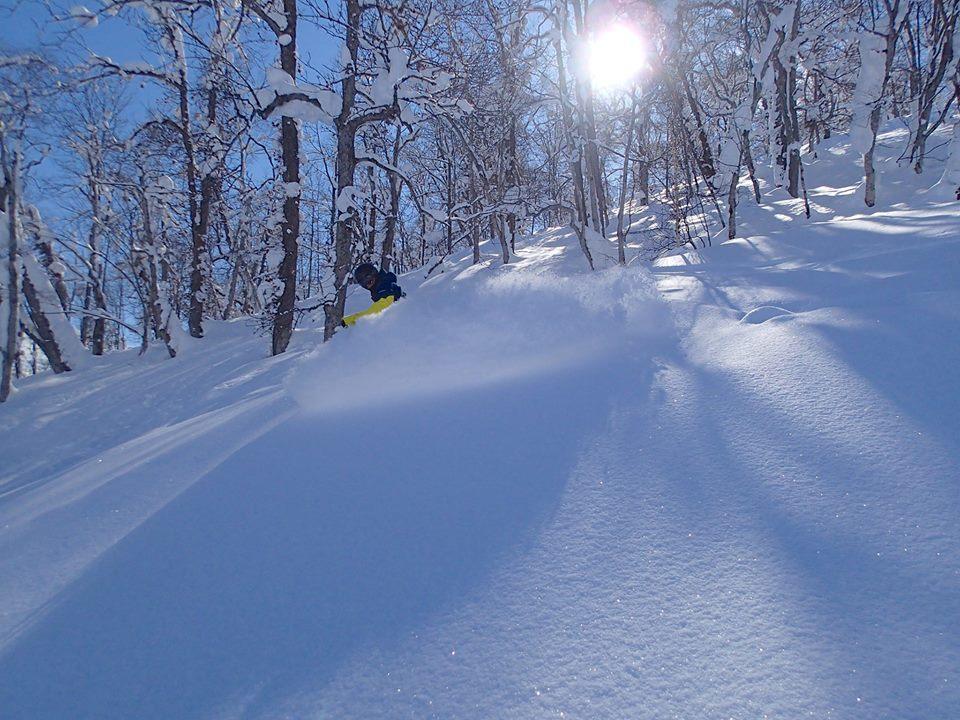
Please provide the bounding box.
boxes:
[2,0,959,400]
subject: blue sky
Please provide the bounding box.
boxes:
[2,1,339,221]
[3,1,150,64]
[1,1,339,70]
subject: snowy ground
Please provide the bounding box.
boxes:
[1,129,958,719]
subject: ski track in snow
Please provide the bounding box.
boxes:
[1,131,959,719]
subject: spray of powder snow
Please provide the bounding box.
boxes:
[287,233,671,414]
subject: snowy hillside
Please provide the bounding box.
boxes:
[1,129,959,719]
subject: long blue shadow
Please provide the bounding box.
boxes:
[0,357,631,719]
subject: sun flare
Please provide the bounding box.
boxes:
[586,25,647,92]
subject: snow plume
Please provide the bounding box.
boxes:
[850,32,887,154]
[288,228,671,414]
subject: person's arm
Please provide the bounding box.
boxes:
[342,296,395,327]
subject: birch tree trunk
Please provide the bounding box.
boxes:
[566,0,606,234]
[24,206,70,312]
[551,7,593,269]
[380,126,402,272]
[81,167,107,355]
[136,189,182,358]
[366,164,378,258]
[770,0,802,197]
[907,0,958,174]
[21,247,84,372]
[273,0,301,354]
[786,2,802,197]
[323,0,399,337]
[616,89,639,265]
[324,0,362,341]
[161,15,208,339]
[855,0,906,207]
[681,73,717,183]
[1,143,21,402]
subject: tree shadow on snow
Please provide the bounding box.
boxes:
[614,359,960,716]
[0,360,623,719]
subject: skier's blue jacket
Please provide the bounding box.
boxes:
[343,270,403,326]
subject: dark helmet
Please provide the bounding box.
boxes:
[352,262,378,286]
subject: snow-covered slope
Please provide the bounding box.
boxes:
[1,128,958,719]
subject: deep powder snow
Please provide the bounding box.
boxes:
[0,129,958,719]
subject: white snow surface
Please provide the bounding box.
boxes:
[1,130,959,719]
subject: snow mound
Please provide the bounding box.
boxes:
[740,305,795,324]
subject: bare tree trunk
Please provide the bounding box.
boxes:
[1,144,21,402]
[616,89,639,265]
[439,128,454,255]
[551,12,593,268]
[786,1,802,197]
[770,0,802,197]
[325,0,362,340]
[861,0,905,207]
[197,66,223,320]
[273,0,301,353]
[380,127,402,272]
[321,0,400,337]
[744,132,762,203]
[13,148,88,369]
[908,0,959,173]
[162,18,207,340]
[136,187,181,358]
[864,114,880,207]
[497,216,510,264]
[506,118,519,253]
[14,326,24,378]
[681,73,717,183]
[584,103,607,232]
[637,159,649,205]
[307,196,317,296]
[21,249,77,372]
[24,207,70,312]
[727,144,744,240]
[223,149,251,321]
[222,203,246,320]
[567,0,607,233]
[80,167,107,355]
[468,169,481,265]
[366,164,378,258]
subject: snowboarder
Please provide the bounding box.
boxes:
[341,262,404,327]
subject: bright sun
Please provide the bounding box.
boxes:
[586,25,647,92]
